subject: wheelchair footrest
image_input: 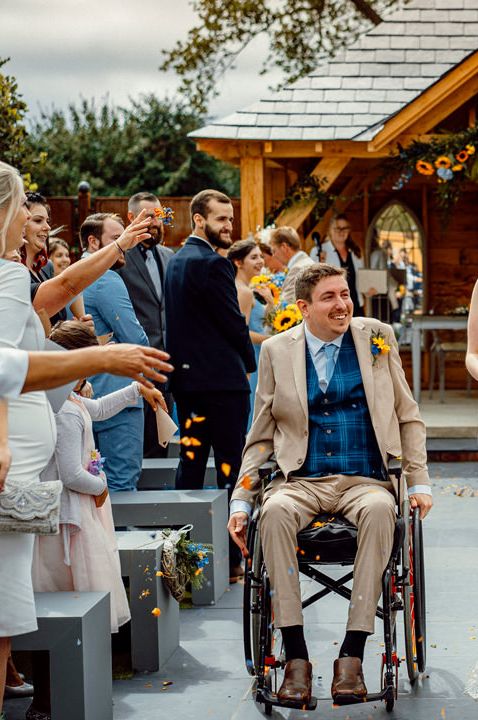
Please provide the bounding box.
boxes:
[333,690,388,706]
[256,686,318,711]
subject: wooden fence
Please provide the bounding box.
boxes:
[47,194,242,254]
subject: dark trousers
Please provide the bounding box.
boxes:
[143,389,174,459]
[174,390,250,568]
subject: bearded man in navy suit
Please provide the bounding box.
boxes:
[164,189,256,580]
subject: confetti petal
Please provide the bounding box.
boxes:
[151,607,161,617]
[221,463,231,477]
[186,451,195,460]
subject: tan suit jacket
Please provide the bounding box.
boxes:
[281,252,315,303]
[232,317,429,507]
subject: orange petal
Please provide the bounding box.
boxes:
[221,463,231,477]
[185,418,192,429]
[193,416,206,423]
[186,451,195,460]
[241,474,252,490]
[151,607,161,616]
[190,437,202,446]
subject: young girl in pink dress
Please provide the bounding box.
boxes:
[30,320,167,719]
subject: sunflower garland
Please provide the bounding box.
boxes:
[388,125,478,215]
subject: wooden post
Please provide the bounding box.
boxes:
[240,156,264,236]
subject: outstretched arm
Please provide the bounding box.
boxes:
[33,210,152,317]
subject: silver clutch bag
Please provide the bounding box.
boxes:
[0,480,62,534]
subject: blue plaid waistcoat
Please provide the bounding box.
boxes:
[299,330,385,480]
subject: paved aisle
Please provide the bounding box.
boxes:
[5,464,478,720]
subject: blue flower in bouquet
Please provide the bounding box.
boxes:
[271,271,287,288]
[436,167,454,182]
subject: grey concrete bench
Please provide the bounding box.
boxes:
[139,457,216,490]
[12,591,112,720]
[111,490,228,605]
[116,531,179,672]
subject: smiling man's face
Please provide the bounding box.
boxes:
[297,275,354,340]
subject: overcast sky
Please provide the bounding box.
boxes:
[2,0,282,125]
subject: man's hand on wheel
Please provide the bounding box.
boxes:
[227,512,249,558]
[409,493,433,520]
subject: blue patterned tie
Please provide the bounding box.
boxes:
[323,343,336,386]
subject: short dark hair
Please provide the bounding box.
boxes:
[128,192,159,214]
[79,212,123,250]
[49,319,99,350]
[190,189,231,229]
[227,239,257,275]
[270,226,301,251]
[295,263,347,303]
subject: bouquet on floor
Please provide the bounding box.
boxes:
[265,302,303,334]
[158,525,213,601]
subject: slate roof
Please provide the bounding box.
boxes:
[190,0,478,143]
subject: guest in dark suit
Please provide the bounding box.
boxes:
[164,189,256,579]
[118,192,173,458]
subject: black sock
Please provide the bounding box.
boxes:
[339,631,368,662]
[281,625,309,662]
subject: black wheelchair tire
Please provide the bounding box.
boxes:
[243,515,264,676]
[403,508,426,683]
[412,509,426,673]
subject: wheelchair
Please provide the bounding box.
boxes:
[243,462,426,714]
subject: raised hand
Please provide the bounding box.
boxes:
[116,208,152,251]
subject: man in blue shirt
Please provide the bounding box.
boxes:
[228,263,432,706]
[80,213,149,491]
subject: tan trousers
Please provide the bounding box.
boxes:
[260,474,396,633]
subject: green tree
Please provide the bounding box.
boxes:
[26,95,239,197]
[0,57,29,167]
[161,0,401,112]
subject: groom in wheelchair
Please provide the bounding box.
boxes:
[228,263,432,707]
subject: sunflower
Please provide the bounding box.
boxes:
[272,304,302,333]
[466,144,476,155]
[268,282,281,305]
[250,274,271,287]
[455,150,469,163]
[416,160,434,176]
[434,156,452,169]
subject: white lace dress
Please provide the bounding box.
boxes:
[0,260,56,637]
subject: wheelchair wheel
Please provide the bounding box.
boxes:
[403,508,426,682]
[243,514,264,675]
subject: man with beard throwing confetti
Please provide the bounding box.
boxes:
[118,192,174,458]
[165,190,256,581]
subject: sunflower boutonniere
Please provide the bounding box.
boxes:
[370,329,391,366]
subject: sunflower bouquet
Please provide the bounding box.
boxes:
[265,302,303,334]
[158,525,213,601]
[250,273,281,305]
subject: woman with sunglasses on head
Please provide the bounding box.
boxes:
[321,213,365,317]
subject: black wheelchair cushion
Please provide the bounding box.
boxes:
[296,513,358,565]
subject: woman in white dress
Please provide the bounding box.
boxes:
[0,162,57,715]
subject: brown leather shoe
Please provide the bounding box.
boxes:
[331,657,367,703]
[229,565,245,583]
[277,659,312,705]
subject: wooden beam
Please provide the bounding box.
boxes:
[368,51,478,151]
[195,138,391,161]
[275,157,350,230]
[240,156,264,235]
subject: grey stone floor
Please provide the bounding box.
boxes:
[5,463,478,719]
